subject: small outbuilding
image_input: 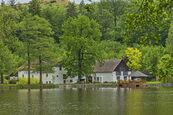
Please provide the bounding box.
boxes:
[130,71,148,80]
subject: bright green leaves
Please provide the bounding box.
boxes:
[125,47,142,70]
[125,0,171,45]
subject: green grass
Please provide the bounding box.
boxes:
[146,81,162,85]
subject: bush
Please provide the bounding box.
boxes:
[4,79,9,84]
[17,77,39,85]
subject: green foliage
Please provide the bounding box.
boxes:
[61,15,101,79]
[0,0,173,83]
[125,0,171,45]
[125,47,142,70]
[17,77,39,85]
[139,45,165,77]
[0,40,18,77]
[157,54,173,83]
[66,2,77,18]
[29,0,41,16]
[166,21,173,57]
[41,5,66,43]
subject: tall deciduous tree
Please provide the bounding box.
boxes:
[18,15,57,86]
[61,15,101,82]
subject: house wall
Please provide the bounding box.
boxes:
[93,71,132,83]
[17,66,81,84]
[18,66,67,84]
[93,73,116,83]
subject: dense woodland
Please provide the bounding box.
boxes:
[0,0,173,84]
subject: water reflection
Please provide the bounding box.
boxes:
[0,88,173,115]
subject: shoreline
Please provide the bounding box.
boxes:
[0,83,173,90]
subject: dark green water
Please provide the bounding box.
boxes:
[0,88,173,115]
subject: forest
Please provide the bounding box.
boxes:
[0,0,173,84]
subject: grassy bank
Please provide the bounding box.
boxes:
[146,81,162,85]
[0,84,59,89]
[0,83,117,89]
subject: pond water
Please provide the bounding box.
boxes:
[0,87,173,115]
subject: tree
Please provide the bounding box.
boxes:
[61,15,101,82]
[95,9,115,40]
[41,5,66,43]
[166,21,173,57]
[125,47,142,70]
[157,54,173,83]
[66,2,77,18]
[139,45,164,77]
[18,15,56,86]
[0,6,25,66]
[98,0,128,42]
[29,0,41,16]
[124,0,170,45]
[0,40,18,84]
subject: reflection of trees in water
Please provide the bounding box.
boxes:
[26,88,44,115]
[27,89,31,115]
[39,89,43,115]
[126,88,160,115]
[116,88,129,115]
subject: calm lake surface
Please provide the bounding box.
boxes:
[0,88,173,115]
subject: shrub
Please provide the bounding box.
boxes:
[4,79,9,84]
[17,77,39,85]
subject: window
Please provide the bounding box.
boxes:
[97,77,99,82]
[22,74,24,78]
[124,76,127,80]
[117,76,120,80]
[32,75,34,78]
[57,75,59,77]
[46,74,48,77]
[100,77,102,82]
[46,81,48,84]
[59,65,62,71]
[94,77,96,81]
[70,80,73,83]
[49,81,51,84]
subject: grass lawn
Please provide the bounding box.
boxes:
[146,81,162,85]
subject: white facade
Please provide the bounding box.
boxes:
[18,66,68,84]
[92,71,131,83]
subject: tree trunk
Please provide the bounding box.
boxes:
[27,43,31,85]
[1,73,3,84]
[77,49,82,83]
[39,55,43,88]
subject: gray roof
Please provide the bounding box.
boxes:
[130,71,148,77]
[94,59,121,73]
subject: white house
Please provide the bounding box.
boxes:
[17,65,75,84]
[92,59,132,83]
